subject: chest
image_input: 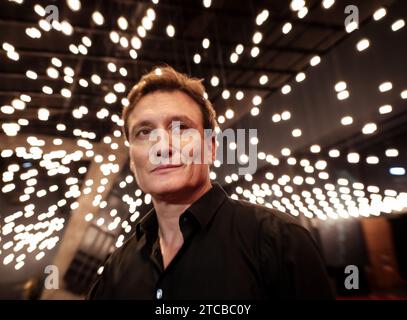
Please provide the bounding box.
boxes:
[160,241,183,270]
[115,236,265,299]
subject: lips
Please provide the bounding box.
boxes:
[152,164,183,173]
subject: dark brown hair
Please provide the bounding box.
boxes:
[122,66,217,141]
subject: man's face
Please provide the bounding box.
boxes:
[127,90,215,200]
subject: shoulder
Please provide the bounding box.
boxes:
[87,233,139,299]
[222,196,305,233]
[220,196,317,253]
[102,232,140,275]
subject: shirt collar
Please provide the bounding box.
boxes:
[135,182,228,240]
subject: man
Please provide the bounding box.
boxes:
[87,66,335,300]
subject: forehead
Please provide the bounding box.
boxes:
[128,90,203,127]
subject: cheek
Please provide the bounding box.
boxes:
[130,146,150,169]
[180,134,204,159]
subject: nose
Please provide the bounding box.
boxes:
[156,130,173,161]
[156,142,173,160]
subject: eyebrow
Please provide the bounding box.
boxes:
[129,115,198,137]
[169,115,197,128]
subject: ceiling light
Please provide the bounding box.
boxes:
[373,8,386,21]
[166,24,175,37]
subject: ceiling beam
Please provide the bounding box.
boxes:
[0,47,298,75]
[102,0,343,30]
[0,18,326,55]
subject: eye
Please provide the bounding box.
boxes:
[172,122,188,130]
[136,128,151,138]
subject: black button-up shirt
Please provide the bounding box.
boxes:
[87,183,335,300]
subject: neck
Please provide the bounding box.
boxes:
[152,180,212,246]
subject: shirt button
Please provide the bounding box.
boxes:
[156,288,163,300]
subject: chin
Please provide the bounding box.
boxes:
[145,176,191,197]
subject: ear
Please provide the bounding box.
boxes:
[211,135,217,163]
[130,161,135,173]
